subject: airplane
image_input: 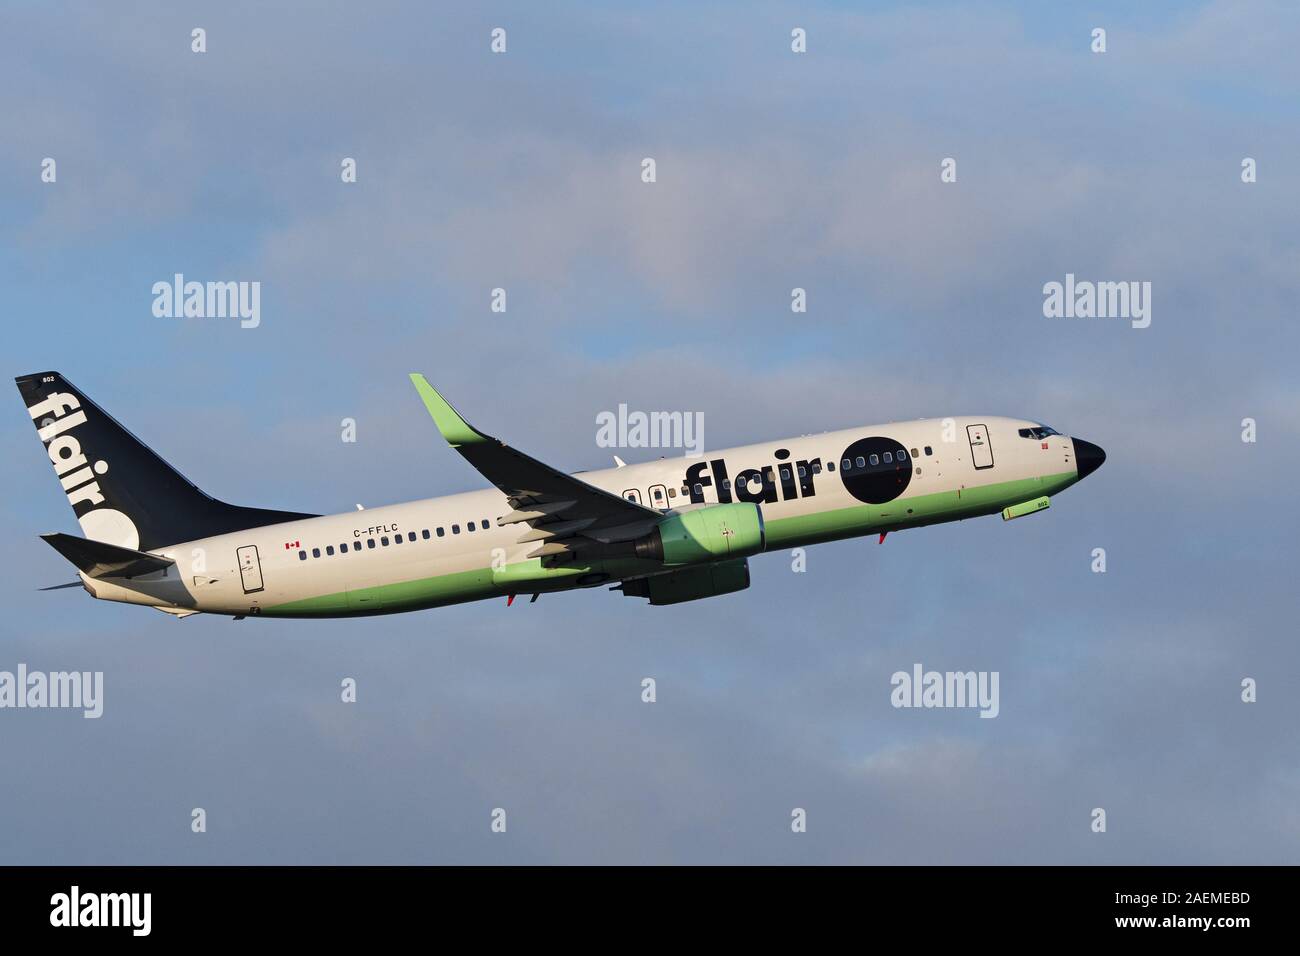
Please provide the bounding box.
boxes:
[16,371,1104,619]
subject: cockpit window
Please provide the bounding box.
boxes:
[1018,425,1061,440]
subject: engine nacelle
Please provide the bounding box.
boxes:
[618,558,750,605]
[633,502,765,566]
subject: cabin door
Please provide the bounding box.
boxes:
[966,424,994,470]
[237,545,265,594]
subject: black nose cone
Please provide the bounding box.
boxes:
[1073,438,1106,480]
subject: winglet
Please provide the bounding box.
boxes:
[409,374,490,447]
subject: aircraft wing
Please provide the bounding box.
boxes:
[410,374,661,556]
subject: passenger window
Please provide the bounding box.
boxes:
[668,487,676,498]
[452,525,460,534]
[340,543,348,553]
[826,461,834,472]
[924,446,933,456]
[353,541,361,551]
[367,539,375,549]
[482,518,490,528]
[883,452,892,464]
[897,449,907,461]
[843,458,852,470]
[721,479,731,490]
[380,536,389,546]
[326,545,335,555]
[312,548,321,558]
[422,529,431,540]
[437,527,445,537]
[780,468,790,480]
[855,456,866,468]
[910,448,918,458]
[869,454,879,466]
[298,551,307,561]
[468,522,476,532]
[693,483,703,495]
[797,465,806,477]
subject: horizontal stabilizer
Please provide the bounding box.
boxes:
[40,532,175,579]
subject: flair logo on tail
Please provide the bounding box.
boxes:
[28,390,106,508]
[26,385,139,550]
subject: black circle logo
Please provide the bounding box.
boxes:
[838,436,912,504]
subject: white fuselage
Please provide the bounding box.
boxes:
[84,416,1083,617]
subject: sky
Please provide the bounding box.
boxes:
[1,0,1297,863]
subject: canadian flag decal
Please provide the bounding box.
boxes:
[284,540,301,550]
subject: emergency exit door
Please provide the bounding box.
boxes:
[237,545,264,594]
[967,424,994,470]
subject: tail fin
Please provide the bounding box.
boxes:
[16,371,317,551]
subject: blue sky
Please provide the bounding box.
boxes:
[1,0,1297,863]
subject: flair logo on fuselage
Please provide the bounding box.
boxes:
[683,448,822,505]
[682,437,914,507]
[27,391,108,511]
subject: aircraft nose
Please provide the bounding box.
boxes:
[1072,437,1106,480]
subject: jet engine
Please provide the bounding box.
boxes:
[632,502,765,566]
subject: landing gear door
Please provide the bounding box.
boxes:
[237,545,264,594]
[967,424,994,470]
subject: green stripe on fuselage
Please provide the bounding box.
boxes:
[763,470,1077,548]
[263,566,498,618]
[263,470,1078,617]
